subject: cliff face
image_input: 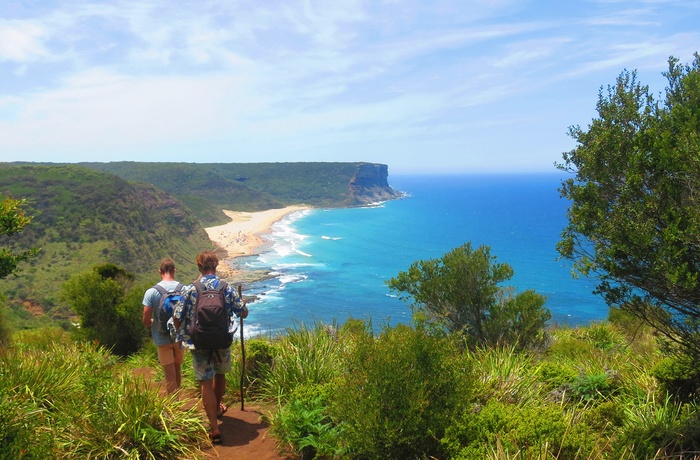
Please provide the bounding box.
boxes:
[348,163,403,205]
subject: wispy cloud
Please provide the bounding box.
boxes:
[0,0,698,172]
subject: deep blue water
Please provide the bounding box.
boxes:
[233,173,608,337]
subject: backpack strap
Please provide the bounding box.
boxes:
[193,280,204,298]
[154,283,183,295]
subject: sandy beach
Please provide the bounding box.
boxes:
[205,205,308,280]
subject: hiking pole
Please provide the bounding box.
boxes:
[238,284,246,411]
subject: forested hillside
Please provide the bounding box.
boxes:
[0,164,212,326]
[80,161,388,226]
[0,161,399,328]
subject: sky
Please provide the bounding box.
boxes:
[0,1,698,175]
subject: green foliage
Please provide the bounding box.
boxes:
[0,164,210,324]
[0,195,39,280]
[442,400,599,460]
[330,323,472,460]
[0,333,208,459]
[0,294,11,347]
[557,53,700,363]
[615,395,700,459]
[569,372,618,404]
[81,161,371,224]
[471,346,543,405]
[388,242,551,350]
[583,400,626,431]
[258,321,344,404]
[270,384,341,460]
[60,264,149,356]
[243,338,278,394]
[651,355,700,402]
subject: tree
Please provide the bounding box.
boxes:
[60,263,148,356]
[558,53,700,360]
[388,242,550,350]
[0,196,39,279]
[0,196,38,345]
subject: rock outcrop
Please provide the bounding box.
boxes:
[348,163,403,205]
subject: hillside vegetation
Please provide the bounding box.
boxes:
[79,161,372,226]
[0,164,211,326]
[0,161,396,328]
[4,318,698,459]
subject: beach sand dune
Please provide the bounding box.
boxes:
[205,205,308,281]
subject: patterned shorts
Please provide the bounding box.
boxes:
[190,347,231,381]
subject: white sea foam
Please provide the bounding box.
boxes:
[321,236,343,240]
[279,273,307,284]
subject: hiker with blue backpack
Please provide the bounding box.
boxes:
[173,250,248,445]
[142,258,185,394]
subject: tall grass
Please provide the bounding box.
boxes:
[5,318,699,459]
[1,330,209,459]
[258,321,345,403]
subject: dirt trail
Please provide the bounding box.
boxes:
[204,404,286,459]
[134,368,286,459]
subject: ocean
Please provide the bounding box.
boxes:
[234,173,608,337]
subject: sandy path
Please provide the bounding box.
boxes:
[205,206,308,279]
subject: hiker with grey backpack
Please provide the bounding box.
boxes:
[142,258,185,394]
[172,250,248,445]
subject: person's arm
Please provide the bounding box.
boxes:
[142,288,154,328]
[143,305,153,328]
[226,285,248,318]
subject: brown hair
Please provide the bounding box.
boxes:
[196,251,219,274]
[159,258,176,275]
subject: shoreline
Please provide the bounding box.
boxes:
[204,205,309,284]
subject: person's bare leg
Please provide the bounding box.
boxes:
[163,363,178,394]
[214,373,226,414]
[199,379,219,437]
[174,362,182,389]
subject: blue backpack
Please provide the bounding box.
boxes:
[153,283,184,334]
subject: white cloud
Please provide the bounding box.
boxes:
[0,20,50,62]
[0,0,699,171]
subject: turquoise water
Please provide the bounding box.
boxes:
[235,173,608,336]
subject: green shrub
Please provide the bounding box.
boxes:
[583,401,625,431]
[442,400,599,460]
[270,383,340,460]
[60,264,149,357]
[537,360,578,392]
[581,323,625,351]
[330,323,472,459]
[244,338,278,394]
[652,355,700,402]
[569,372,618,404]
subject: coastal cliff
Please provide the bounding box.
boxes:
[348,163,403,205]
